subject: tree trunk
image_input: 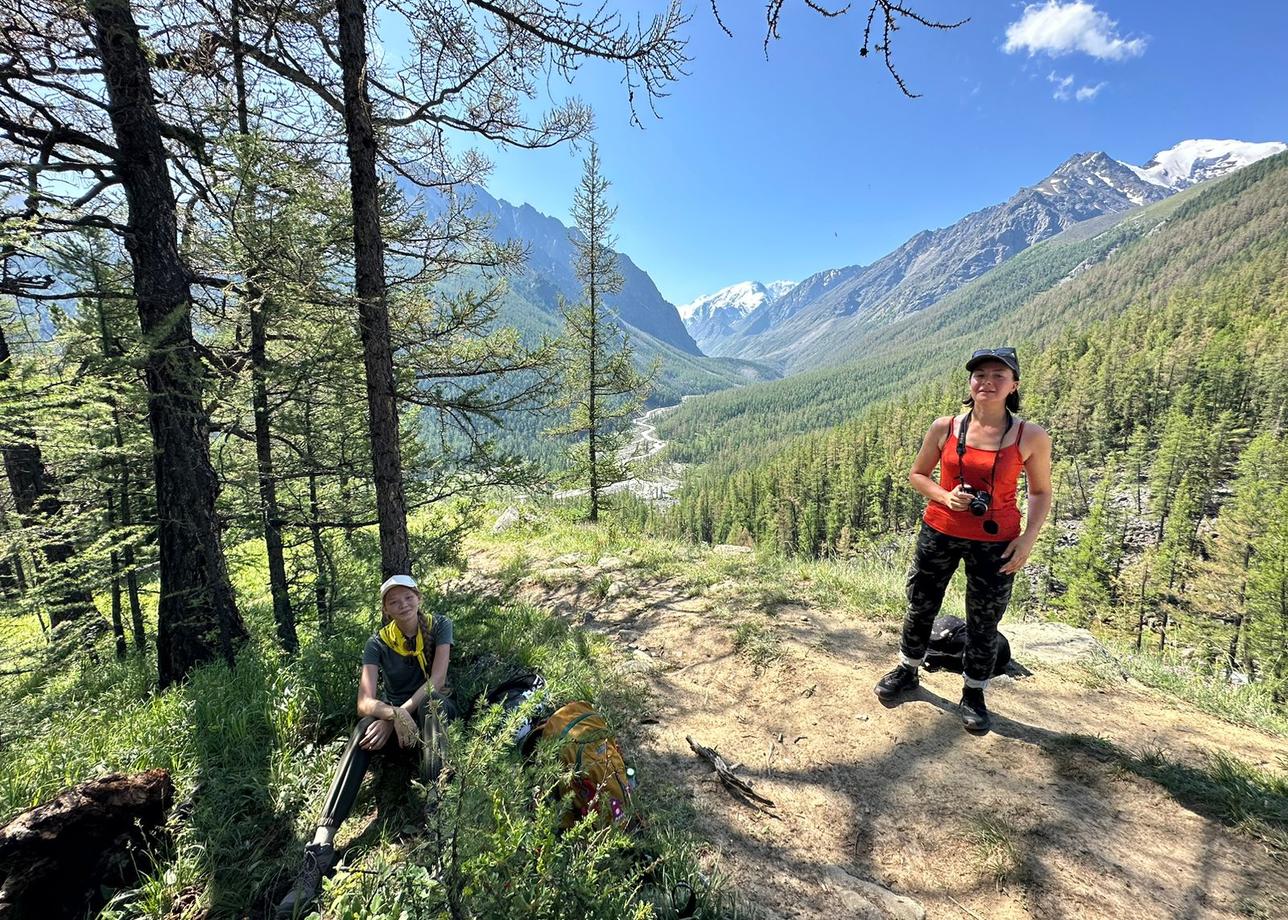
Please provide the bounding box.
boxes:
[336,0,410,577]
[0,509,23,598]
[1135,562,1149,653]
[587,283,599,523]
[0,327,96,626]
[107,490,127,659]
[112,408,145,652]
[95,277,148,654]
[304,401,330,628]
[88,0,247,686]
[233,0,297,655]
[0,557,16,598]
[249,286,297,652]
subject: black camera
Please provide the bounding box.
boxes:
[961,485,992,516]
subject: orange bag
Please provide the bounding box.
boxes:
[540,701,635,828]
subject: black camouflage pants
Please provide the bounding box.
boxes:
[317,693,457,829]
[900,522,1014,685]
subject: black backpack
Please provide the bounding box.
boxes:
[924,615,1012,676]
[484,673,552,752]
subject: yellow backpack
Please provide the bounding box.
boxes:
[540,701,635,829]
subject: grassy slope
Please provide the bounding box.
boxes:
[473,509,1288,880]
[2,510,1284,916]
[0,526,735,920]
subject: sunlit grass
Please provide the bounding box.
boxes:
[0,513,741,918]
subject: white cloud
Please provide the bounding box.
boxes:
[1048,71,1074,101]
[1048,71,1106,102]
[1005,2,1147,61]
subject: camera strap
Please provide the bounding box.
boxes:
[955,410,1013,532]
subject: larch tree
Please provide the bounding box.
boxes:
[548,146,655,522]
[0,0,249,684]
[209,0,686,574]
[0,319,99,628]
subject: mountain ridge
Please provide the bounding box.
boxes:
[704,138,1284,372]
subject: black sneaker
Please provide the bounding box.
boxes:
[959,687,991,733]
[277,842,335,916]
[874,664,919,700]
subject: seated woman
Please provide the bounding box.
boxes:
[278,574,455,915]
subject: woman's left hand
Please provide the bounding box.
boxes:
[999,535,1036,574]
[392,706,419,748]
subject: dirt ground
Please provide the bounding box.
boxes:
[462,547,1288,920]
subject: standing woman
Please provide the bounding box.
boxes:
[874,348,1052,732]
[278,574,456,915]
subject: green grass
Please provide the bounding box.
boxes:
[0,522,742,919]
[731,618,782,674]
[965,814,1024,890]
[1047,734,1288,857]
[1075,646,1288,738]
[477,500,922,625]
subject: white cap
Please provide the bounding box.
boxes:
[380,574,419,600]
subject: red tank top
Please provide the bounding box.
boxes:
[922,416,1026,542]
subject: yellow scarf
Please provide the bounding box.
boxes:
[378,617,432,679]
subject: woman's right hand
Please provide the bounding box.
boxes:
[360,718,394,751]
[941,485,974,512]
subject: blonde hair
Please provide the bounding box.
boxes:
[381,590,433,654]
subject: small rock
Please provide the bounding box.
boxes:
[618,650,658,676]
[1007,621,1108,666]
[596,555,628,571]
[822,866,925,920]
[491,506,521,534]
[541,567,582,583]
[856,715,869,722]
[712,544,753,557]
[605,581,627,600]
[552,552,585,566]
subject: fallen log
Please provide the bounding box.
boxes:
[686,736,775,809]
[0,769,174,919]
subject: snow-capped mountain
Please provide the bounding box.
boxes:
[715,138,1286,370]
[1127,139,1288,191]
[679,280,796,352]
[1034,151,1169,207]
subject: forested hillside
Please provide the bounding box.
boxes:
[656,151,1288,468]
[663,155,1288,697]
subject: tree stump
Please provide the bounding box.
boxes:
[0,769,174,919]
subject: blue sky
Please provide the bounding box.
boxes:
[434,2,1288,306]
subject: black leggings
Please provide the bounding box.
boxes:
[317,693,458,830]
[900,522,1015,685]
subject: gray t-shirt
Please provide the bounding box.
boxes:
[361,614,453,707]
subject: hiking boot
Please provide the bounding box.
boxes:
[959,687,991,733]
[276,842,335,917]
[874,664,919,701]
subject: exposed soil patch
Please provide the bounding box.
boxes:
[463,548,1288,920]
